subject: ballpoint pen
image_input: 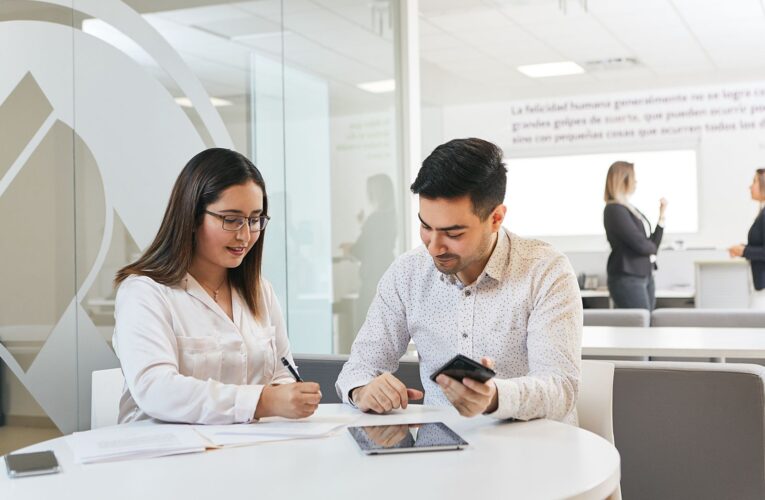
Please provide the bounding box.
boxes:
[280,357,304,382]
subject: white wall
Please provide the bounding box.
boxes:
[440,80,765,252]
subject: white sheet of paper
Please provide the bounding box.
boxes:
[67,424,208,464]
[193,414,359,446]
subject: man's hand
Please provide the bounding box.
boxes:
[436,357,498,417]
[254,382,322,419]
[363,424,411,447]
[351,373,424,413]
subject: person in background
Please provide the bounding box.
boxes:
[728,168,765,309]
[340,174,397,336]
[113,148,321,424]
[603,161,667,310]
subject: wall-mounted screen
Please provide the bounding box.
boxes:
[504,149,698,237]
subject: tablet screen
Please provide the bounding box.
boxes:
[348,422,468,454]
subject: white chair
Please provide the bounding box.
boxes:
[91,368,125,429]
[578,360,621,500]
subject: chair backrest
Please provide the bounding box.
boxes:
[651,308,765,327]
[613,361,765,500]
[91,368,125,429]
[583,309,650,327]
[293,354,423,403]
[577,360,616,445]
[695,260,750,308]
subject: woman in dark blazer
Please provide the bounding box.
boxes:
[603,161,667,309]
[728,168,765,309]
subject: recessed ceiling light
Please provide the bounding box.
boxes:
[584,57,641,71]
[356,79,396,93]
[517,61,585,78]
[174,96,233,108]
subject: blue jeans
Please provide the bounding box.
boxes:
[608,274,656,310]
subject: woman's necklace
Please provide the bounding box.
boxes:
[196,274,228,302]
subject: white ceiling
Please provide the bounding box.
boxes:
[419,0,765,103]
[146,0,397,113]
[95,0,765,109]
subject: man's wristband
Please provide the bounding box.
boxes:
[348,387,361,408]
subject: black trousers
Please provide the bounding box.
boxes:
[608,273,656,310]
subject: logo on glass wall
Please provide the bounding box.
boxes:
[0,0,233,432]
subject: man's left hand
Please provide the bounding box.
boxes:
[436,357,498,417]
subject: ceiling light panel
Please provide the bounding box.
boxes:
[517,61,585,77]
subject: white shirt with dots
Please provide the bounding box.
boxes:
[336,227,582,424]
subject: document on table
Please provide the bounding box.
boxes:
[193,414,360,447]
[67,424,209,464]
[67,415,361,462]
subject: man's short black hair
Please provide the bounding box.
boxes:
[410,138,507,220]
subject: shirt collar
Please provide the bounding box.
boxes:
[183,272,242,328]
[437,227,511,287]
[483,227,510,282]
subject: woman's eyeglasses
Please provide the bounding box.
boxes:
[205,211,270,232]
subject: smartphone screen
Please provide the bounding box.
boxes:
[5,451,60,478]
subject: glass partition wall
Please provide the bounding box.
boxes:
[0,0,407,445]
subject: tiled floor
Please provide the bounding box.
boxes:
[0,426,63,455]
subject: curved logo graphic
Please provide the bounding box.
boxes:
[0,0,233,431]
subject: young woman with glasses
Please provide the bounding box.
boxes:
[113,148,321,424]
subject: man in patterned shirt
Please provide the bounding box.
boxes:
[336,138,582,423]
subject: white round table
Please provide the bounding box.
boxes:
[0,404,620,500]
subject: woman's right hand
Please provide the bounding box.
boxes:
[659,197,668,218]
[254,382,322,419]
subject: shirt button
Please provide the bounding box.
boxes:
[462,332,468,338]
[465,290,471,297]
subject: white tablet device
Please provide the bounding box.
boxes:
[347,422,468,455]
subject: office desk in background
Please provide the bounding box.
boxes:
[583,326,765,360]
[580,287,695,308]
[0,404,620,500]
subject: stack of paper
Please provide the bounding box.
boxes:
[67,424,209,464]
[193,415,359,447]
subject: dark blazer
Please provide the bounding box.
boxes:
[604,203,663,278]
[744,208,765,290]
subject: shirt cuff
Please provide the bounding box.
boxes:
[234,384,264,423]
[484,378,520,421]
[338,376,373,406]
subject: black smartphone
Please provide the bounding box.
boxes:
[430,354,496,383]
[5,450,60,478]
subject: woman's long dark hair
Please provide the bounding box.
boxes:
[115,148,269,319]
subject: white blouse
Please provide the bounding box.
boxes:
[113,273,296,424]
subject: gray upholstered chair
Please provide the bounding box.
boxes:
[613,361,765,500]
[294,354,423,404]
[651,308,765,327]
[583,309,650,327]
